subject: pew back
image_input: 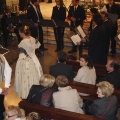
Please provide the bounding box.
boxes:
[66,59,107,76]
[69,81,120,106]
[19,100,103,120]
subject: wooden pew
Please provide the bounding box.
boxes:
[66,59,107,76]
[19,100,103,120]
[68,81,120,107]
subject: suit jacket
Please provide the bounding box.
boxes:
[26,85,56,106]
[68,5,86,27]
[51,6,66,21]
[103,19,113,53]
[106,3,120,18]
[89,95,117,120]
[50,63,74,80]
[101,69,120,89]
[27,4,43,23]
[88,25,107,64]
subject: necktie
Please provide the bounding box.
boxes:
[74,6,77,12]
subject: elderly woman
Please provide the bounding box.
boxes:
[5,105,25,120]
[53,75,84,114]
[26,74,56,106]
[26,112,41,120]
[74,55,96,85]
[88,81,117,120]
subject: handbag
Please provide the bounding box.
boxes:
[30,88,47,103]
[99,97,112,117]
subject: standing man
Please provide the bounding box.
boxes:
[105,0,120,56]
[51,0,66,52]
[27,0,48,51]
[68,0,86,54]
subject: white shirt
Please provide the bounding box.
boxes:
[0,55,12,88]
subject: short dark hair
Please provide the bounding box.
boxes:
[80,55,93,69]
[56,75,68,87]
[100,11,108,18]
[90,8,98,14]
[110,60,120,71]
[31,0,38,4]
[58,51,67,63]
[93,13,103,26]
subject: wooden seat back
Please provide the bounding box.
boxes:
[69,81,120,106]
[19,100,103,120]
[66,59,107,76]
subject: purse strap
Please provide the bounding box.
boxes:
[100,97,112,117]
[31,88,47,99]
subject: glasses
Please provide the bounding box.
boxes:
[6,114,17,118]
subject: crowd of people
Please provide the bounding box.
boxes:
[0,0,120,119]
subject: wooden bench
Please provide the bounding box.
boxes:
[66,59,107,76]
[19,100,103,120]
[68,81,120,107]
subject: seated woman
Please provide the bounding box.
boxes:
[88,81,117,120]
[26,112,41,120]
[53,75,84,114]
[26,74,57,107]
[74,55,96,84]
[5,105,25,120]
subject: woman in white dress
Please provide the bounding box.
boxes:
[74,55,96,85]
[15,26,43,99]
[74,55,96,96]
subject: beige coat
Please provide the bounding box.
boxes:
[74,66,96,85]
[53,86,84,114]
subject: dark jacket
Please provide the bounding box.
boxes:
[50,63,74,80]
[88,25,107,64]
[101,69,120,89]
[27,5,43,23]
[51,6,66,21]
[89,95,117,120]
[68,5,86,27]
[0,95,5,120]
[26,85,56,107]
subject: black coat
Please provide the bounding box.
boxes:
[101,69,120,89]
[89,95,117,120]
[88,25,107,64]
[51,6,66,21]
[50,63,74,80]
[26,85,56,106]
[68,5,86,27]
[27,5,43,23]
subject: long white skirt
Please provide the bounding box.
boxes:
[14,56,42,99]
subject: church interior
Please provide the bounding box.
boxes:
[0,0,120,120]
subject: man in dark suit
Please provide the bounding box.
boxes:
[51,0,66,52]
[27,0,47,51]
[68,0,86,54]
[100,11,113,58]
[105,0,120,56]
[88,14,107,64]
[101,59,120,89]
[50,51,74,80]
